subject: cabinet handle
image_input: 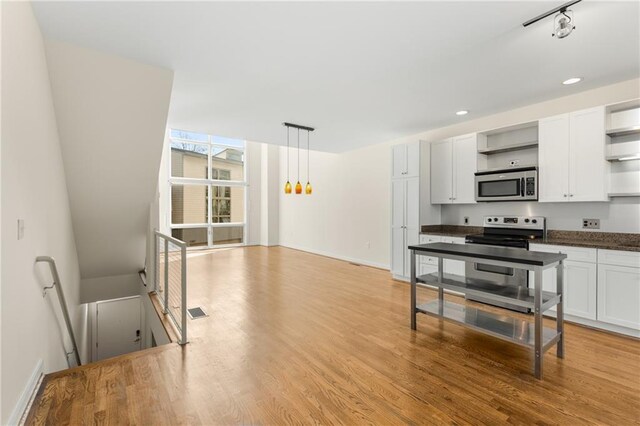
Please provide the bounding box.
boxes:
[563,194,567,197]
[569,194,574,197]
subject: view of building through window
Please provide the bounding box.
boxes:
[168,129,246,248]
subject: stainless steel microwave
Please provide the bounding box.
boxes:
[474,167,538,202]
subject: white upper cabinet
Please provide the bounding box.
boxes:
[430,139,453,204]
[392,141,420,179]
[539,114,570,202]
[539,106,608,202]
[406,141,420,178]
[569,107,608,201]
[392,144,407,179]
[452,134,477,204]
[430,135,477,204]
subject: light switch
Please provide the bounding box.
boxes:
[17,219,25,240]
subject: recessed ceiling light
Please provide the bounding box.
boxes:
[456,110,469,116]
[562,77,582,85]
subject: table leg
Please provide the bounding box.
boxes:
[438,257,444,315]
[411,249,417,330]
[556,261,564,358]
[534,266,543,379]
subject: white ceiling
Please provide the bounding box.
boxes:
[33,1,639,152]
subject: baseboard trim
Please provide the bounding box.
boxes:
[280,243,389,271]
[9,359,44,426]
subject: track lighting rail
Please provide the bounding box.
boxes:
[522,0,581,27]
[283,122,315,132]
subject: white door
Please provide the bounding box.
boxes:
[442,237,465,276]
[564,261,597,320]
[405,177,420,277]
[405,141,420,178]
[452,134,477,204]
[391,180,406,276]
[538,114,570,202]
[430,139,453,204]
[96,296,142,361]
[569,106,608,202]
[598,264,640,329]
[392,145,407,179]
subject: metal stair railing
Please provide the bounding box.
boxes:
[154,230,188,345]
[35,256,82,367]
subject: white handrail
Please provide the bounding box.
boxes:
[35,256,82,367]
[153,230,188,345]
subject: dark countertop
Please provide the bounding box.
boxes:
[409,242,567,266]
[420,225,640,252]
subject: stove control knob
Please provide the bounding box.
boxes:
[524,218,530,223]
[532,219,537,224]
[487,218,492,222]
[494,217,499,222]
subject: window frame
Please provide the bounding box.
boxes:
[167,130,247,249]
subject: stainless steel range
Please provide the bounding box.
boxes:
[465,215,546,313]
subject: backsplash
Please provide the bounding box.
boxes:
[440,198,640,233]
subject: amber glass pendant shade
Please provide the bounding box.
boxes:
[305,182,312,194]
[295,181,302,194]
[284,181,292,194]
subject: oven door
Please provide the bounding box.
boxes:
[465,242,530,313]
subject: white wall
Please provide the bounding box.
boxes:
[260,143,280,246]
[278,78,640,269]
[279,142,391,269]
[43,40,174,302]
[1,3,89,423]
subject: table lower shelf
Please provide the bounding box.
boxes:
[416,300,561,351]
[417,272,560,311]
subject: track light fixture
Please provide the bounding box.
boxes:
[522,0,581,39]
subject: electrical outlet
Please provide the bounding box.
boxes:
[464,217,469,225]
[582,218,600,229]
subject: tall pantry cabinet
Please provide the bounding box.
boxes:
[391,142,421,280]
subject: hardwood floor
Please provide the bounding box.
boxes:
[27,246,640,425]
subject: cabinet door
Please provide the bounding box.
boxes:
[569,106,608,202]
[598,264,640,329]
[564,261,597,320]
[406,141,420,178]
[391,228,405,277]
[430,140,453,204]
[529,259,596,319]
[405,178,420,277]
[391,180,406,276]
[452,134,477,204]
[442,237,465,276]
[392,144,407,179]
[538,114,570,202]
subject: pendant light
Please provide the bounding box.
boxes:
[295,128,302,194]
[305,129,312,194]
[282,122,315,195]
[284,126,292,194]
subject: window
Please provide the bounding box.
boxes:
[168,129,246,248]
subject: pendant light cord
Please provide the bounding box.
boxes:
[297,128,300,180]
[307,130,310,181]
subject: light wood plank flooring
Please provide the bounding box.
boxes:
[27,246,640,425]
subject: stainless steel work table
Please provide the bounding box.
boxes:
[409,242,567,379]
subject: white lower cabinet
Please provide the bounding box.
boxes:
[442,236,465,276]
[597,263,640,330]
[529,245,597,321]
[530,261,597,320]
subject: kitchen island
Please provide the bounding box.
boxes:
[409,242,567,379]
